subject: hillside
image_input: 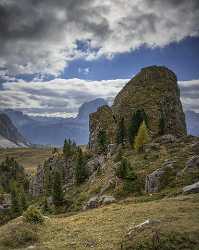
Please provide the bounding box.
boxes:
[0,66,199,250]
[0,194,198,249]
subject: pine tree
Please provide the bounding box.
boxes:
[10,181,21,215]
[75,148,88,184]
[159,110,165,135]
[63,139,77,159]
[116,117,126,145]
[134,121,150,152]
[97,130,108,153]
[19,186,28,211]
[52,171,64,206]
[128,109,148,144]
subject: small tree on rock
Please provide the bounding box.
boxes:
[134,121,150,152]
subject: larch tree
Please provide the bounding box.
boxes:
[134,121,150,152]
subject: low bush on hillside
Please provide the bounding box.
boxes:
[0,223,38,248]
[23,205,44,224]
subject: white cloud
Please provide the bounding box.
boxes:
[0,78,199,117]
[179,79,199,112]
[0,78,127,117]
[0,0,198,76]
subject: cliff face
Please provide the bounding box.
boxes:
[89,105,116,152]
[89,66,187,152]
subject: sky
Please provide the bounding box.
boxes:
[0,0,199,117]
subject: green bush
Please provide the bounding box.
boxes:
[23,205,44,224]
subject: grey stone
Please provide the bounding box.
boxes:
[183,181,199,193]
[99,195,116,205]
[83,195,116,210]
[155,134,177,144]
[127,219,160,236]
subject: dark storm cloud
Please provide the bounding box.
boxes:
[0,0,198,76]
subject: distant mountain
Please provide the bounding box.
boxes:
[0,113,30,148]
[185,110,199,136]
[4,98,107,146]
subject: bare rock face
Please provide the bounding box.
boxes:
[89,105,116,152]
[89,66,186,153]
[112,66,186,137]
[145,160,177,193]
[29,165,45,197]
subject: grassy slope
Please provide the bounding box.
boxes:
[0,194,199,250]
[0,148,52,174]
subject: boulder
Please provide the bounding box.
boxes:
[145,160,176,193]
[155,134,177,144]
[84,196,99,210]
[183,181,199,193]
[83,195,116,210]
[99,195,116,205]
[127,219,161,236]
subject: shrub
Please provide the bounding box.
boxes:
[23,205,44,224]
[0,223,38,248]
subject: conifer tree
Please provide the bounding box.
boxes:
[159,110,165,135]
[134,121,150,152]
[52,171,63,206]
[116,117,126,145]
[75,148,88,184]
[97,129,108,153]
[10,181,21,214]
[19,186,28,211]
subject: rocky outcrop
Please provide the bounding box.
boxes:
[29,154,75,197]
[89,105,116,152]
[29,165,45,197]
[145,160,176,193]
[89,66,186,153]
[112,66,186,137]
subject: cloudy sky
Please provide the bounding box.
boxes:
[0,0,199,117]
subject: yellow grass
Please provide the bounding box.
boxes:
[0,148,52,174]
[1,194,198,250]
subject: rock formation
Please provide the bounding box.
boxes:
[89,66,187,152]
[89,105,116,152]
